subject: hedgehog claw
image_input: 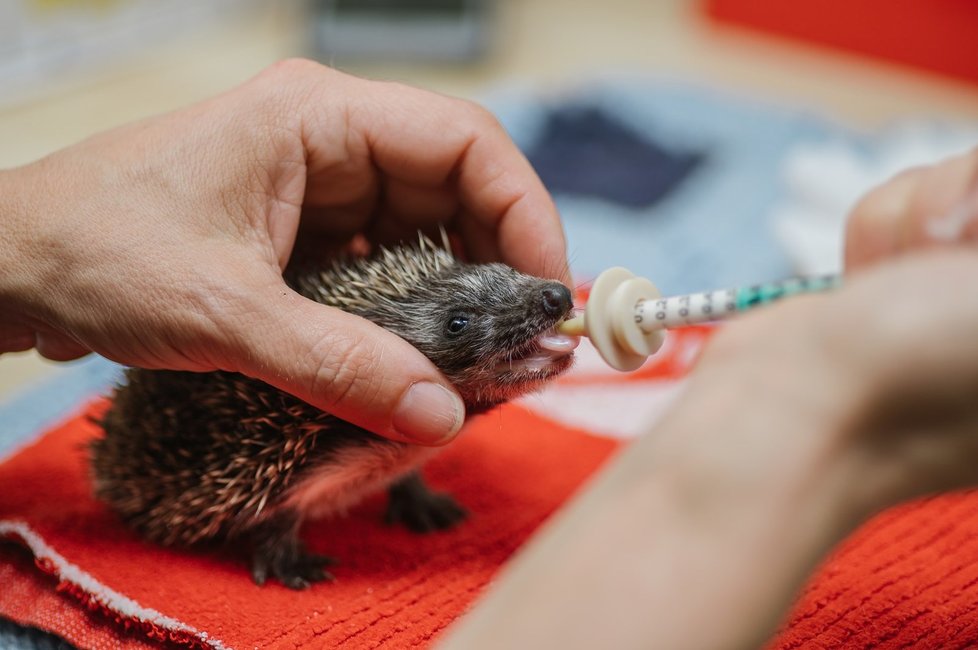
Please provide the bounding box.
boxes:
[251,547,336,589]
[249,511,337,588]
[251,562,269,587]
[386,472,467,533]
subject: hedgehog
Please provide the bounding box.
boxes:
[90,236,578,589]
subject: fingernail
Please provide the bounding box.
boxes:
[392,382,464,445]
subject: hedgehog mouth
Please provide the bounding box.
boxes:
[494,326,580,378]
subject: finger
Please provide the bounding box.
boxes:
[905,149,978,245]
[0,325,35,354]
[362,180,459,249]
[299,184,379,238]
[302,75,571,284]
[845,168,923,270]
[846,149,978,270]
[455,209,500,264]
[225,280,465,446]
[382,178,458,225]
[34,332,91,361]
[453,127,572,284]
[365,217,444,251]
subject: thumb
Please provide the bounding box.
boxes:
[225,285,465,446]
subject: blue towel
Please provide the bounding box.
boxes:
[526,104,706,209]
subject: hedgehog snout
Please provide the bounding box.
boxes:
[540,282,573,319]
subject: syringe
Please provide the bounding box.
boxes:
[558,267,840,371]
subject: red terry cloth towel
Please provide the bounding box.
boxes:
[0,402,615,649]
[0,328,707,649]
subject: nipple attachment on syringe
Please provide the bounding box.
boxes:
[558,267,665,371]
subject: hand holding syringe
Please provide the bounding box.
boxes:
[558,268,840,371]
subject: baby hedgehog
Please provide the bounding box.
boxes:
[90,236,577,589]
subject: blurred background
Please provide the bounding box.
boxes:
[2,0,978,432]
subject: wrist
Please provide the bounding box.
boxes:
[612,376,864,648]
[638,322,866,513]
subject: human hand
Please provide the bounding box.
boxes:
[647,146,978,529]
[0,59,569,445]
[442,150,978,648]
[616,145,978,640]
[834,145,978,502]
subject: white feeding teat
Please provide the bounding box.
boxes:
[558,267,665,372]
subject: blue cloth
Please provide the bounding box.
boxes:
[492,77,848,295]
[526,104,706,209]
[0,356,121,463]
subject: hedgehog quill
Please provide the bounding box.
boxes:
[90,236,578,589]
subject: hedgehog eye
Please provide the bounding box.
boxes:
[446,316,469,336]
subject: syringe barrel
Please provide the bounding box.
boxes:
[634,275,841,334]
[634,288,737,333]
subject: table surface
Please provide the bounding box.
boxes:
[2,0,977,400]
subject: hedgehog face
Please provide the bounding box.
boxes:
[293,240,579,412]
[369,262,578,411]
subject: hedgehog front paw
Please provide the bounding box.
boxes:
[385,472,468,533]
[251,543,337,590]
[248,511,337,589]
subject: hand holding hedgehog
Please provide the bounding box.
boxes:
[92,236,578,587]
[0,59,569,448]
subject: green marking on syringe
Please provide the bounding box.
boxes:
[734,275,840,312]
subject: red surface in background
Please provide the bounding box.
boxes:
[703,0,978,85]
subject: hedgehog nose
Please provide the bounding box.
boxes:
[541,283,572,318]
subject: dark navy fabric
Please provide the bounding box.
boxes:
[526,104,705,209]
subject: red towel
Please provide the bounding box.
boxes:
[772,492,978,649]
[0,401,616,649]
[4,325,978,648]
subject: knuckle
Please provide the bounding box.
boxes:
[263,57,329,81]
[377,79,415,96]
[251,59,336,116]
[459,99,503,132]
